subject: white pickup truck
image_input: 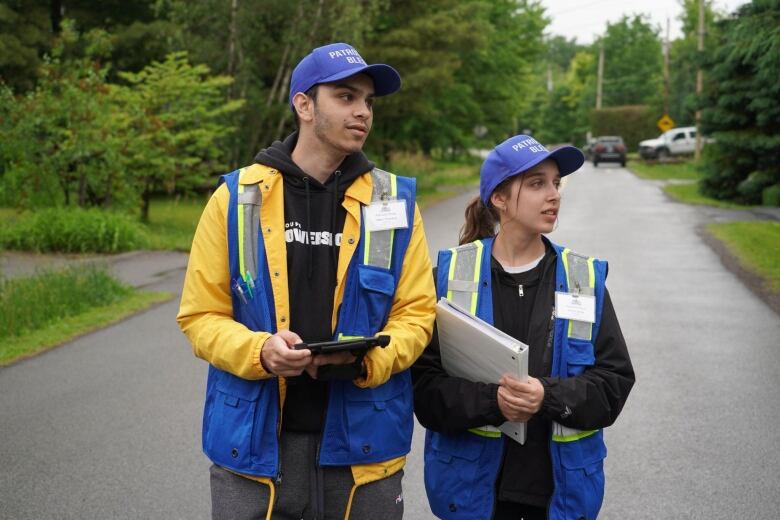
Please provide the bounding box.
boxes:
[638,127,709,159]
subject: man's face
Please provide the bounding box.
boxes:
[310,73,375,155]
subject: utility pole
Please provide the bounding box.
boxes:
[547,63,553,93]
[663,17,670,115]
[695,0,705,160]
[596,44,604,110]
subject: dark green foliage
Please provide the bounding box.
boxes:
[590,106,657,151]
[0,208,148,253]
[597,15,663,109]
[0,1,52,91]
[699,0,780,203]
[0,265,131,340]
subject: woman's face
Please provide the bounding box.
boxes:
[490,158,562,237]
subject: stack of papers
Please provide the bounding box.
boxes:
[435,297,529,444]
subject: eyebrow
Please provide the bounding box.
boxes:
[332,83,375,97]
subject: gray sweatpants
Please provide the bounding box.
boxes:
[210,431,404,519]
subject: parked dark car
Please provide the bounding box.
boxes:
[591,136,626,167]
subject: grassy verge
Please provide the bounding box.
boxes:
[0,290,170,365]
[144,195,208,251]
[627,159,700,181]
[388,153,481,208]
[627,159,755,209]
[1,266,172,365]
[662,184,752,209]
[707,221,780,292]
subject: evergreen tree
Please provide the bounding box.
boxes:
[699,0,780,204]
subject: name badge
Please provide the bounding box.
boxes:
[555,292,596,323]
[363,199,408,232]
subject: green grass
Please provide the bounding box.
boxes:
[144,195,208,251]
[388,153,481,208]
[626,159,756,209]
[627,159,701,181]
[1,158,479,253]
[0,265,171,365]
[662,183,752,209]
[707,221,780,292]
[0,289,171,365]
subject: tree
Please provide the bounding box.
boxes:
[699,0,780,204]
[0,23,129,210]
[115,52,244,221]
[0,1,52,92]
[668,0,723,125]
[596,14,663,109]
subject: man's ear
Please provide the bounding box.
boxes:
[292,92,314,123]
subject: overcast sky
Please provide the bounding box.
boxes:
[540,0,748,44]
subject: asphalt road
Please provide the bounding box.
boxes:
[2,161,779,519]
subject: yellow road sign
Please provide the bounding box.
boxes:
[657,114,675,132]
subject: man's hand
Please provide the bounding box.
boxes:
[497,375,545,423]
[260,330,311,377]
[304,351,358,379]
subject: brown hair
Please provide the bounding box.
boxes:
[459,176,519,244]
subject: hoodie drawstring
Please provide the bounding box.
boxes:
[331,170,341,269]
[304,176,312,279]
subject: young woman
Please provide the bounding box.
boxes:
[412,135,634,520]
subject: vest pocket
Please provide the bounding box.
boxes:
[344,264,395,337]
[565,338,596,377]
[231,276,273,333]
[344,371,412,460]
[555,430,606,520]
[204,373,273,470]
[424,431,491,519]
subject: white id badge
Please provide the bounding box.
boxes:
[363,199,408,232]
[555,292,596,323]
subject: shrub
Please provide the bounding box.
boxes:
[0,208,148,253]
[0,265,131,340]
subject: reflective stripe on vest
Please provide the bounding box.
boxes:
[236,167,397,283]
[552,247,598,443]
[445,239,501,439]
[363,168,397,269]
[237,168,261,291]
[446,240,484,315]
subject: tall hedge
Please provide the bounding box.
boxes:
[590,105,658,151]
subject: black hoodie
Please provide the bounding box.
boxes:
[254,132,374,432]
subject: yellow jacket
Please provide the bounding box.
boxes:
[177,163,435,491]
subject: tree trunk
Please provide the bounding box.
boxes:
[50,0,62,33]
[141,180,151,223]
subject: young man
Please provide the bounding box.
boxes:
[177,43,436,519]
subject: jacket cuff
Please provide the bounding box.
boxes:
[252,333,273,379]
[538,377,565,420]
[485,383,505,426]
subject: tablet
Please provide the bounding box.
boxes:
[293,335,390,354]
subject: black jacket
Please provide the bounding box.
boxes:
[412,239,634,508]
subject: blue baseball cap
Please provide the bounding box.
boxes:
[479,135,585,204]
[289,43,401,110]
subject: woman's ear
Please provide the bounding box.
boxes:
[490,191,506,212]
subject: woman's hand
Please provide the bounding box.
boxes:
[497,375,545,422]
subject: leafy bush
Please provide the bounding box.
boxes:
[0,265,131,340]
[0,208,148,253]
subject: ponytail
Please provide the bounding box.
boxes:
[459,196,499,245]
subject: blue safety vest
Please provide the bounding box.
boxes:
[425,237,609,520]
[201,167,417,477]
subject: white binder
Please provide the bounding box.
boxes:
[435,297,529,444]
